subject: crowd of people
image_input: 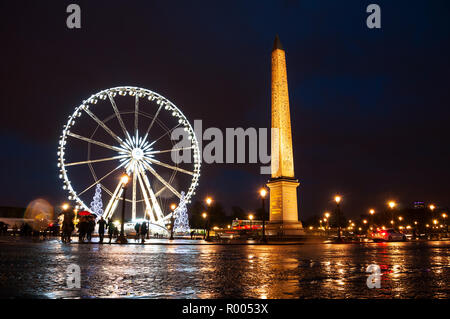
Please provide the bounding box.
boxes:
[61,212,155,244]
[0,220,51,237]
[61,211,119,244]
[0,212,176,243]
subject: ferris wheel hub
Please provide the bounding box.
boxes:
[131,148,144,161]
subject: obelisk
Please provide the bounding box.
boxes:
[267,35,303,236]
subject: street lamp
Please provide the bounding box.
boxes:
[369,208,375,228]
[432,219,439,238]
[334,195,342,241]
[169,203,176,240]
[442,213,448,232]
[249,214,254,232]
[259,188,268,243]
[388,201,397,229]
[117,174,129,244]
[62,203,69,211]
[324,212,330,236]
[202,212,208,240]
[205,197,213,240]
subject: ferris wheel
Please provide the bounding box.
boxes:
[57,86,201,229]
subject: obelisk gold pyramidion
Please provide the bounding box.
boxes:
[267,35,304,236]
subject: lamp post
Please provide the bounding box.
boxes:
[426,204,435,238]
[324,212,330,237]
[117,174,129,244]
[202,212,208,240]
[388,201,396,229]
[169,203,176,240]
[369,209,375,229]
[442,213,448,233]
[249,214,254,233]
[259,188,268,243]
[205,197,213,240]
[334,196,342,241]
[429,204,436,227]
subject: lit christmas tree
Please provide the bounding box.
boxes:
[90,184,104,217]
[173,191,190,234]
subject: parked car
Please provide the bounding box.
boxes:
[371,228,406,242]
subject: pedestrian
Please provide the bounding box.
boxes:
[87,215,95,242]
[107,219,114,243]
[97,216,107,243]
[134,222,141,242]
[190,230,195,240]
[78,216,88,243]
[62,210,75,243]
[139,222,148,243]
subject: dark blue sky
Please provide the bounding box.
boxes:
[1,0,449,220]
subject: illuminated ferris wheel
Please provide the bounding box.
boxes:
[57,86,201,229]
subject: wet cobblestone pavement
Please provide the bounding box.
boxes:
[0,238,449,298]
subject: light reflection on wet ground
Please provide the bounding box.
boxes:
[0,240,448,298]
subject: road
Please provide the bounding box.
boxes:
[0,238,449,298]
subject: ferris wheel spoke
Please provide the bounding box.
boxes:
[83,108,124,145]
[141,160,182,199]
[100,184,113,198]
[103,180,124,221]
[143,156,194,175]
[78,161,127,197]
[136,169,155,223]
[141,170,165,222]
[134,95,139,136]
[154,186,167,198]
[143,104,163,141]
[146,146,194,155]
[67,132,124,153]
[108,93,132,141]
[65,155,127,167]
[151,123,181,146]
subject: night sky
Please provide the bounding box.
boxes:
[1,0,449,220]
